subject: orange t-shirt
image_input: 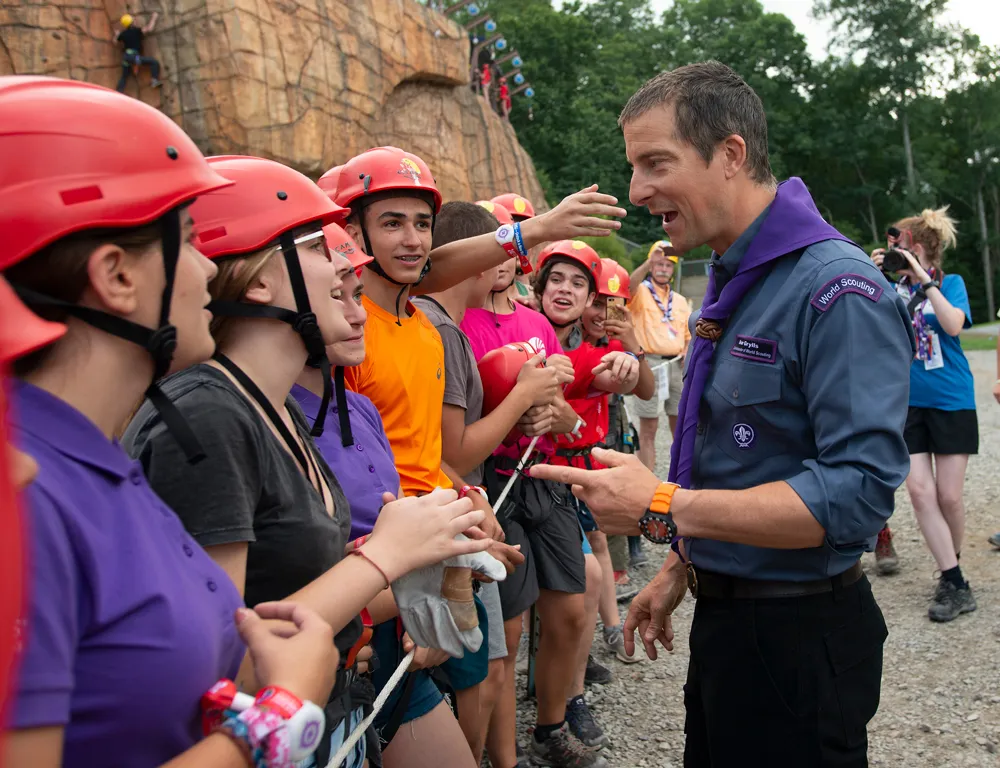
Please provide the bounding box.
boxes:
[344,296,451,496]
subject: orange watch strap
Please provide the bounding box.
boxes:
[649,482,680,515]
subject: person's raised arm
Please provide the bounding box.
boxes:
[628,257,653,297]
[143,11,159,33]
[414,186,626,295]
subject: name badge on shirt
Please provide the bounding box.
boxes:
[925,331,944,370]
[730,335,777,364]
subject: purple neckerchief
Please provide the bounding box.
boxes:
[668,177,854,489]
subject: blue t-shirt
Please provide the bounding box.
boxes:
[905,274,975,411]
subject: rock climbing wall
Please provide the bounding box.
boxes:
[0,0,546,206]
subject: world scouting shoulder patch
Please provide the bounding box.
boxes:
[810,274,883,312]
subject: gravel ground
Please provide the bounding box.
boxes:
[507,349,1000,767]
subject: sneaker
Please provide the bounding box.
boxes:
[615,581,639,602]
[602,625,640,663]
[566,695,608,749]
[928,578,977,622]
[874,526,899,575]
[583,654,612,685]
[150,78,163,88]
[988,532,1000,549]
[530,723,609,767]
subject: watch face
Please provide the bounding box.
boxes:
[640,514,673,544]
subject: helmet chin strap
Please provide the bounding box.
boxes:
[356,216,433,326]
[13,208,207,463]
[209,231,333,437]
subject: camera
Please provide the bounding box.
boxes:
[881,227,909,273]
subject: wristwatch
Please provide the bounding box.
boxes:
[633,347,646,363]
[638,482,680,544]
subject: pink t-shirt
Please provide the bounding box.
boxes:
[461,304,564,463]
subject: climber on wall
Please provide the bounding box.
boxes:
[115,11,162,92]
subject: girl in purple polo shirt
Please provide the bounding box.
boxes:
[2,78,339,768]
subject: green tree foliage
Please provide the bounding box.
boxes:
[478,0,999,319]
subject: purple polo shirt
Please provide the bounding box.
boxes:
[291,384,399,540]
[11,381,245,766]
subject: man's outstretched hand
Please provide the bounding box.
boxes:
[521,185,627,248]
[529,447,660,535]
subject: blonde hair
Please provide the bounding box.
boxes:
[208,247,279,349]
[895,206,958,268]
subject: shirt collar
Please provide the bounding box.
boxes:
[13,380,133,481]
[291,382,355,415]
[712,205,771,278]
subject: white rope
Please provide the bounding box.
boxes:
[325,648,417,768]
[492,435,540,511]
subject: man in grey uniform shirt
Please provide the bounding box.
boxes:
[532,61,914,767]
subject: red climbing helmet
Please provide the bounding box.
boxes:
[317,165,343,205]
[536,240,603,290]
[598,258,630,300]
[476,200,514,225]
[491,193,535,220]
[0,77,233,462]
[0,278,65,363]
[335,147,443,214]
[0,76,232,272]
[190,156,349,438]
[323,222,372,272]
[191,156,348,260]
[477,341,541,446]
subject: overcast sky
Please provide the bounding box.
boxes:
[647,0,1000,60]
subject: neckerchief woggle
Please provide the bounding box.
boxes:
[668,178,854,490]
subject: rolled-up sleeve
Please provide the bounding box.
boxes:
[786,260,915,554]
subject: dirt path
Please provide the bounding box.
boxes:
[511,349,1000,767]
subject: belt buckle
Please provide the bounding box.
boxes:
[686,563,698,599]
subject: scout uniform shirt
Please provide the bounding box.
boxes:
[630,279,692,358]
[687,206,914,581]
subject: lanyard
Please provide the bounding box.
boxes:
[214,353,318,479]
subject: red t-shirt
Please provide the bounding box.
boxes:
[552,337,623,470]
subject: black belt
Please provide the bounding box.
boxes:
[691,561,863,600]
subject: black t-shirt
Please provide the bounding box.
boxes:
[122,364,362,659]
[118,25,144,53]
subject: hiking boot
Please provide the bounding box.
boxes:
[566,695,608,749]
[615,581,639,602]
[150,78,163,88]
[530,723,609,767]
[988,531,1000,549]
[628,537,648,567]
[602,624,640,663]
[875,526,899,575]
[583,654,612,685]
[928,578,977,622]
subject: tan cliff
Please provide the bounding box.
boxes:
[1,0,546,206]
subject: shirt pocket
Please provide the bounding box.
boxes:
[710,358,787,464]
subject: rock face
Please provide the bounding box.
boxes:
[0,0,546,206]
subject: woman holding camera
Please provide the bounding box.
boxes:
[871,207,978,622]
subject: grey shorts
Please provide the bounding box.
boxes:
[631,356,684,419]
[478,580,508,660]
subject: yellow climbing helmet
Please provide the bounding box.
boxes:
[120,14,133,28]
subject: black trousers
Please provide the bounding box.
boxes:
[683,574,887,767]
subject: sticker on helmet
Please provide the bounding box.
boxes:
[478,201,495,212]
[513,198,527,214]
[607,275,621,294]
[571,240,586,250]
[398,158,422,183]
[334,241,355,256]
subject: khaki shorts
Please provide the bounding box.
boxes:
[630,356,684,419]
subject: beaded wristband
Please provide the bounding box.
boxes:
[216,705,292,768]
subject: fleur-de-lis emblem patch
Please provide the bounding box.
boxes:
[733,423,755,450]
